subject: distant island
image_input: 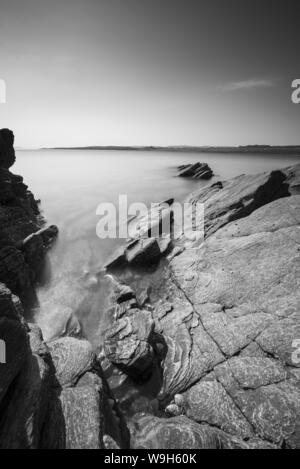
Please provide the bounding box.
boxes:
[47,145,300,154]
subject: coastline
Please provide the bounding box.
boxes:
[1,128,300,448]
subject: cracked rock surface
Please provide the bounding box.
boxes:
[107,164,300,449]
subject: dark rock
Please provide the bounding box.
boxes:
[0,354,51,449]
[177,162,213,179]
[125,237,161,266]
[0,316,29,405]
[0,129,15,169]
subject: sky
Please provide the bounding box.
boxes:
[0,0,299,148]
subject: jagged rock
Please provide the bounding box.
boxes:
[127,199,174,239]
[178,162,213,179]
[104,308,155,378]
[0,129,15,169]
[105,199,174,271]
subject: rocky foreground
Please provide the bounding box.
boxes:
[101,162,300,449]
[0,128,300,449]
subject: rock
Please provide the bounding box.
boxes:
[47,337,95,387]
[157,235,173,255]
[0,129,15,169]
[0,316,29,404]
[215,360,300,447]
[183,375,254,439]
[177,162,213,179]
[105,199,174,271]
[174,393,185,407]
[223,356,287,388]
[125,238,161,266]
[104,246,127,270]
[0,246,32,301]
[58,385,105,449]
[0,354,51,449]
[129,413,270,449]
[104,308,155,378]
[130,414,224,449]
[103,434,121,449]
[186,168,293,237]
[127,199,174,239]
[165,403,181,417]
[146,165,300,447]
[256,319,300,367]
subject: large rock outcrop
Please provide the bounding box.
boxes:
[105,164,300,449]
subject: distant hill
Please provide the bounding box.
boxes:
[49,145,300,154]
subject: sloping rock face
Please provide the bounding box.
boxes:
[186,167,295,237]
[105,164,300,449]
[155,193,300,448]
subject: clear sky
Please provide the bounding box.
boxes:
[0,0,299,147]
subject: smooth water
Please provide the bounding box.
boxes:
[14,149,299,343]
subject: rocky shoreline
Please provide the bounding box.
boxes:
[0,128,300,449]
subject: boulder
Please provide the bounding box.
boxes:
[47,337,95,387]
[104,307,155,378]
[178,162,213,179]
